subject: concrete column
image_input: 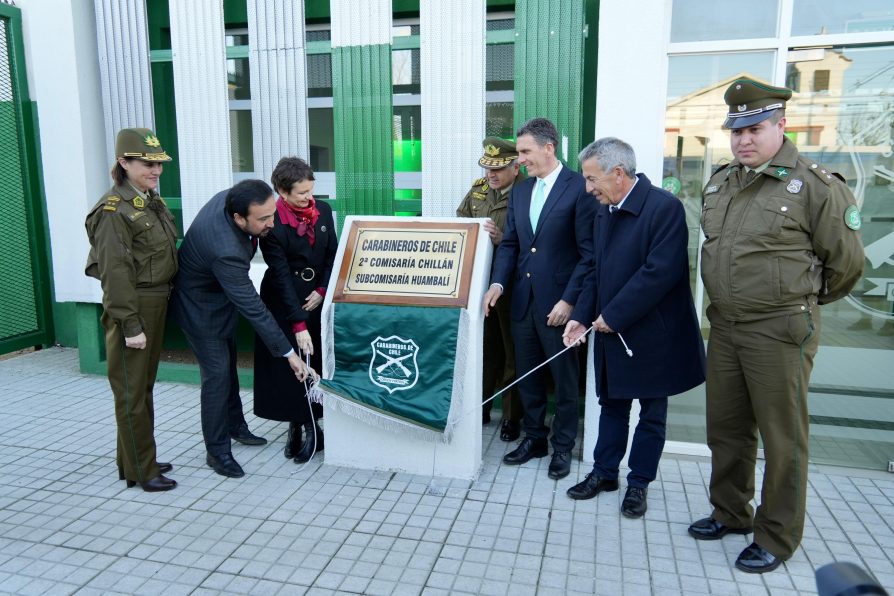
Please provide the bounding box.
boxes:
[93,0,154,166]
[169,0,232,228]
[247,0,309,183]
[419,0,486,217]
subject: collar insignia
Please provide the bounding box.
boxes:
[776,167,789,178]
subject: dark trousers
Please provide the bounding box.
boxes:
[512,302,579,451]
[706,308,819,560]
[102,294,167,482]
[483,290,521,422]
[183,332,248,456]
[591,396,668,488]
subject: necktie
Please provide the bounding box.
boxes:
[609,205,618,214]
[744,169,757,186]
[250,235,258,254]
[529,179,546,228]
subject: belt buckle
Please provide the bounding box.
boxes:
[299,267,315,281]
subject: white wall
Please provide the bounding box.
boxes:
[17,0,107,304]
[593,0,671,181]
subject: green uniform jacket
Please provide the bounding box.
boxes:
[456,171,526,231]
[700,137,864,322]
[85,184,179,337]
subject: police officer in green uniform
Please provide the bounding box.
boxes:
[85,128,180,492]
[688,79,864,572]
[457,137,526,441]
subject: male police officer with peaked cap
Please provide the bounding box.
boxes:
[457,137,525,441]
[689,78,864,573]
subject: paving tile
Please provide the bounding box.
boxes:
[0,348,891,596]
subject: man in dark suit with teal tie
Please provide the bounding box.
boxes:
[484,117,596,480]
[169,179,312,478]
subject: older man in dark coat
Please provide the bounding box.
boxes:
[563,137,705,518]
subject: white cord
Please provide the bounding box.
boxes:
[617,333,633,357]
[292,352,319,474]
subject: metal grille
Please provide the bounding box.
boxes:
[514,0,586,169]
[0,16,39,339]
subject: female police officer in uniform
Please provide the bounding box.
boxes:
[85,128,179,492]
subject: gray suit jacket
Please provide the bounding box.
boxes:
[169,189,292,357]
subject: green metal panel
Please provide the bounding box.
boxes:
[332,43,395,225]
[0,5,54,355]
[514,0,591,171]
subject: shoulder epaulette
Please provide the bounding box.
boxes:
[710,163,730,177]
[473,177,486,186]
[805,162,840,186]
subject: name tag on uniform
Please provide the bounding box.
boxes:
[705,185,720,195]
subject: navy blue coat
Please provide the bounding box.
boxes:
[572,174,705,399]
[491,164,596,321]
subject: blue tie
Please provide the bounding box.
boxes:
[529,179,546,229]
[609,205,618,214]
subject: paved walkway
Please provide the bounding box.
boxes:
[0,348,892,595]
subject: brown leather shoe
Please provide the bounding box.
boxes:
[125,475,177,492]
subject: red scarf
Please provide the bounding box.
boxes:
[276,196,319,246]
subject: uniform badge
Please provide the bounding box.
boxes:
[737,104,746,112]
[484,144,500,157]
[321,225,327,232]
[102,205,117,212]
[369,336,419,394]
[128,211,146,221]
[786,179,802,194]
[133,196,145,209]
[481,183,489,192]
[705,185,720,195]
[775,167,789,178]
[144,133,161,148]
[844,205,861,230]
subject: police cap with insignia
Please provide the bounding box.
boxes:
[115,127,173,162]
[478,136,518,169]
[722,78,793,130]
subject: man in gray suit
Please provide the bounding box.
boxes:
[170,179,312,478]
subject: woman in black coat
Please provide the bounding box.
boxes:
[254,157,337,463]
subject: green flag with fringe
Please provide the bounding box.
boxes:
[318,303,466,441]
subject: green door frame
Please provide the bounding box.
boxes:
[0,3,54,355]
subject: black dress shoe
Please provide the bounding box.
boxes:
[284,422,302,459]
[735,542,782,573]
[230,424,267,446]
[566,472,619,500]
[548,451,571,480]
[502,437,548,465]
[688,517,753,540]
[157,462,173,474]
[125,475,177,492]
[294,420,324,464]
[621,486,648,518]
[499,419,520,442]
[206,452,245,478]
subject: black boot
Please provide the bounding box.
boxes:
[294,419,324,463]
[284,422,302,459]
